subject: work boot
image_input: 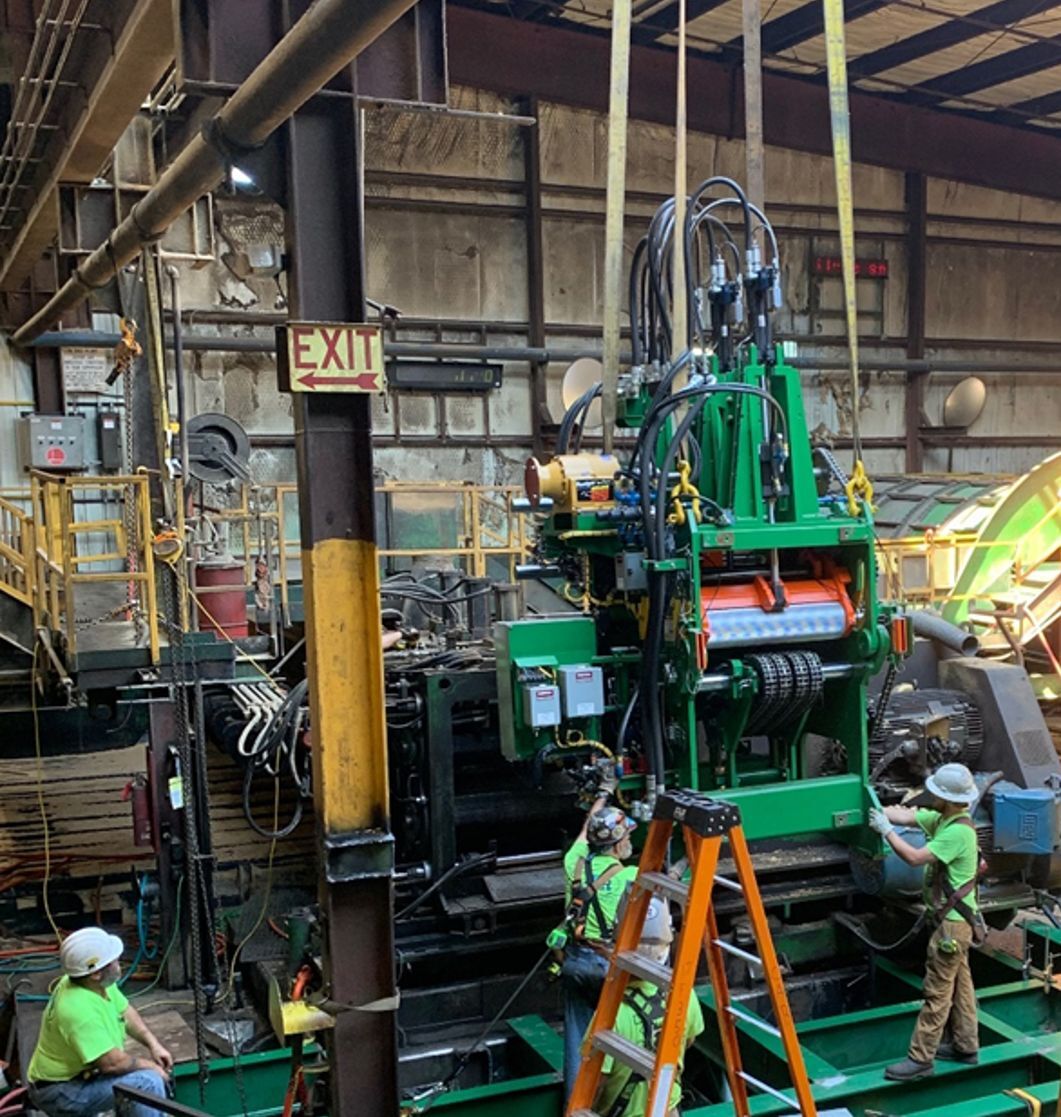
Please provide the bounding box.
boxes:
[936,1043,978,1065]
[884,1057,934,1081]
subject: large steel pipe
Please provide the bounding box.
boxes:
[11,0,420,346]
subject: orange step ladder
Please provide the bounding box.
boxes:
[568,789,818,1117]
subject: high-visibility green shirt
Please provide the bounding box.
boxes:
[916,808,979,923]
[563,838,639,942]
[595,982,705,1116]
[28,976,129,1082]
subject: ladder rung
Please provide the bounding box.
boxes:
[714,874,743,892]
[569,1111,601,1117]
[638,871,689,905]
[713,939,762,967]
[615,949,673,988]
[591,1029,656,1079]
[726,1004,781,1038]
[738,1071,795,1106]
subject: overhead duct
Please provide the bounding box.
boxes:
[11,0,421,346]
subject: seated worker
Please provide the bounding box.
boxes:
[561,784,640,1101]
[869,762,984,1081]
[591,897,704,1117]
[27,926,173,1117]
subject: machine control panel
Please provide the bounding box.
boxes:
[559,665,605,718]
[17,414,87,471]
[521,683,561,728]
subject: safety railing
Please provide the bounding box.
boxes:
[0,494,34,606]
[29,471,160,664]
[875,531,981,606]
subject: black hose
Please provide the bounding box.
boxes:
[834,910,928,954]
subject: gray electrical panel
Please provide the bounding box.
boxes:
[17,414,87,471]
[559,665,606,718]
[97,412,122,471]
[522,683,561,728]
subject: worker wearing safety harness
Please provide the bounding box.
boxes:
[592,897,704,1117]
[869,763,985,1082]
[560,788,639,1101]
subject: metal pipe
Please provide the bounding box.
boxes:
[166,266,190,488]
[11,0,421,346]
[25,330,1061,376]
[909,610,980,657]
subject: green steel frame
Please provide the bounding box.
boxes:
[181,924,1061,1116]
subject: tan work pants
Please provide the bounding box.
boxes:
[908,920,978,1064]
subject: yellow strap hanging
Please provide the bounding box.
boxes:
[822,0,873,518]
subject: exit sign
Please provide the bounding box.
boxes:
[276,322,385,393]
[813,255,889,279]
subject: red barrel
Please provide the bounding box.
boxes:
[194,559,249,639]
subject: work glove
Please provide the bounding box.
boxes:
[868,807,894,838]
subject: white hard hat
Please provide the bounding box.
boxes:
[925,762,977,805]
[59,927,124,978]
[640,898,674,946]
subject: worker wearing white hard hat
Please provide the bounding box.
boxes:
[27,926,173,1117]
[868,762,985,1082]
[588,898,705,1117]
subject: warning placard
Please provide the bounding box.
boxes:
[277,322,385,393]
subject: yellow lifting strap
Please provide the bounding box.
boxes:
[822,0,873,519]
[1002,1086,1042,1115]
[667,460,702,526]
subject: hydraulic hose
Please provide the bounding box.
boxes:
[909,611,980,657]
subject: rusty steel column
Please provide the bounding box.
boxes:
[284,99,398,1114]
[904,171,928,473]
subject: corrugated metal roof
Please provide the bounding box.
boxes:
[473,0,1061,137]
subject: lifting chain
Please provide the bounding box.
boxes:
[162,565,210,1100]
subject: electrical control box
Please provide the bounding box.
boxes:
[992,781,1058,855]
[97,412,122,471]
[17,414,87,471]
[559,665,605,718]
[615,551,648,592]
[522,683,561,728]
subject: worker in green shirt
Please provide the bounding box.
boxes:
[27,926,173,1117]
[869,762,984,1082]
[561,782,640,1101]
[591,897,704,1117]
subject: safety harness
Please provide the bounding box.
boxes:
[568,854,625,944]
[928,815,988,945]
[603,984,667,1117]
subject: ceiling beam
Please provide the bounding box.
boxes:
[757,0,886,54]
[0,0,174,291]
[848,0,1049,77]
[631,0,730,45]
[991,85,1061,125]
[447,6,1061,201]
[905,35,1061,104]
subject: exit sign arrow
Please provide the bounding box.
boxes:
[297,371,381,391]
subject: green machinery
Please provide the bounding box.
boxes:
[497,180,899,846]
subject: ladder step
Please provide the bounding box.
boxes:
[726,1004,781,1039]
[638,871,689,905]
[738,1071,795,1106]
[569,1111,601,1117]
[591,1029,657,1079]
[713,939,763,967]
[615,949,673,988]
[714,874,743,893]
